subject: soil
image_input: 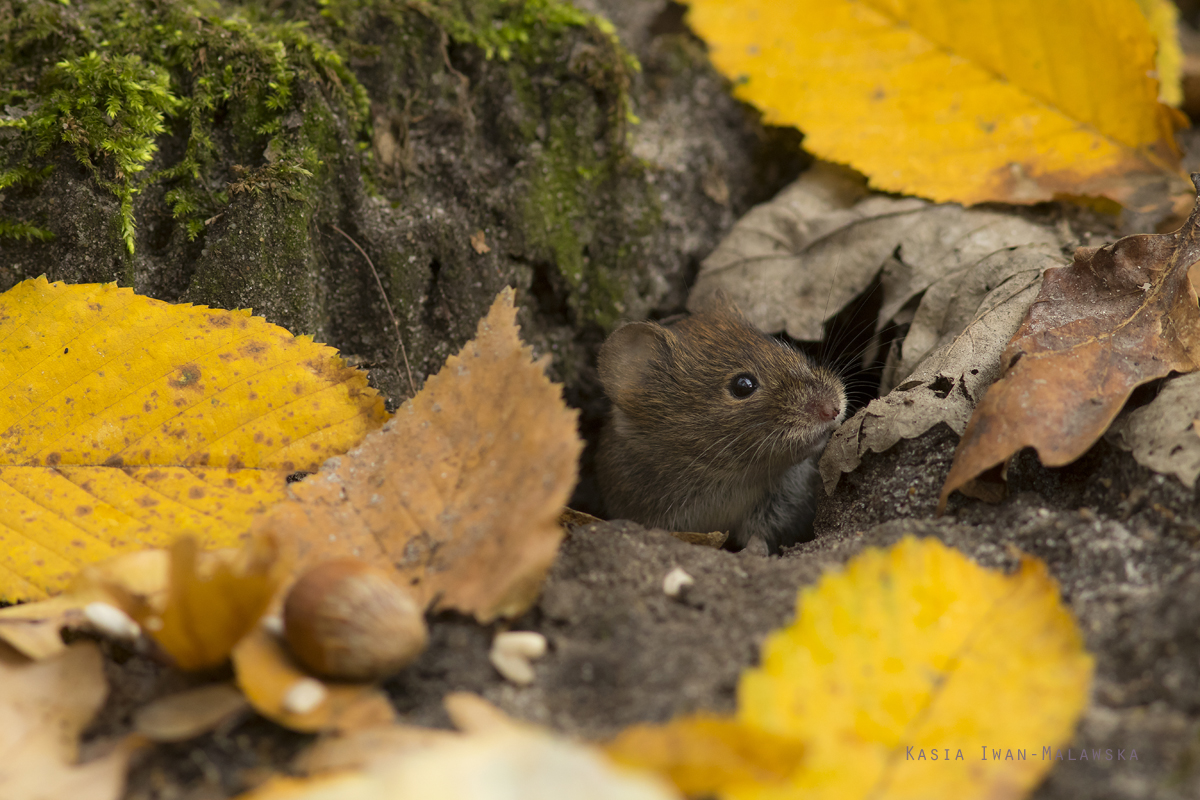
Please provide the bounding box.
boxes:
[8,0,1199,797]
[102,425,1200,799]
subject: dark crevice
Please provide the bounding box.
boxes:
[929,375,954,399]
[814,269,890,417]
[421,258,451,337]
[529,262,574,327]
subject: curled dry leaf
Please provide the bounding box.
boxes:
[0,548,168,660]
[253,288,583,623]
[295,725,458,775]
[689,163,1063,343]
[820,245,1058,492]
[1109,372,1200,487]
[940,176,1200,511]
[686,0,1189,216]
[0,642,143,800]
[232,625,396,734]
[0,277,386,602]
[110,535,284,671]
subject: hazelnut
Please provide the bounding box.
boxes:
[283,559,428,681]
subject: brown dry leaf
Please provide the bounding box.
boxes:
[0,642,143,800]
[232,625,395,734]
[940,176,1200,511]
[820,244,1055,493]
[253,287,582,623]
[689,162,1064,343]
[111,535,285,670]
[1109,371,1200,487]
[133,682,250,742]
[605,714,807,797]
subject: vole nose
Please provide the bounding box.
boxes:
[809,396,842,423]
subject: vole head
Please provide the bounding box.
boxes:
[598,296,845,478]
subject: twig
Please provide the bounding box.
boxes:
[330,223,416,396]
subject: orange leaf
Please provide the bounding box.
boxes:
[253,287,582,623]
[110,535,284,670]
[940,176,1200,510]
[606,714,806,797]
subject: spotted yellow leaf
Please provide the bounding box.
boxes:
[608,537,1092,800]
[687,0,1189,211]
[0,278,387,601]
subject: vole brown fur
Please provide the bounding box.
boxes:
[596,297,845,553]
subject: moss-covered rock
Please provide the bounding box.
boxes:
[0,0,677,399]
[0,0,802,414]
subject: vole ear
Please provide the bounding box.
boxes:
[690,288,749,322]
[598,321,675,402]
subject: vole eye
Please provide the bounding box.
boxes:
[728,373,758,399]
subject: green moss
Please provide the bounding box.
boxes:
[0,218,53,241]
[522,114,659,328]
[0,0,369,253]
[308,0,649,328]
[1,0,656,330]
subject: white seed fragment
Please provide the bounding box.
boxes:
[662,567,695,598]
[259,614,284,637]
[490,631,548,685]
[282,678,328,715]
[83,602,141,642]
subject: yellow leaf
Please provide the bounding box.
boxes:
[0,536,282,668]
[606,538,1091,799]
[253,287,582,623]
[735,537,1092,800]
[606,714,807,796]
[687,0,1189,210]
[0,277,387,601]
[1136,0,1183,106]
[0,642,143,800]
